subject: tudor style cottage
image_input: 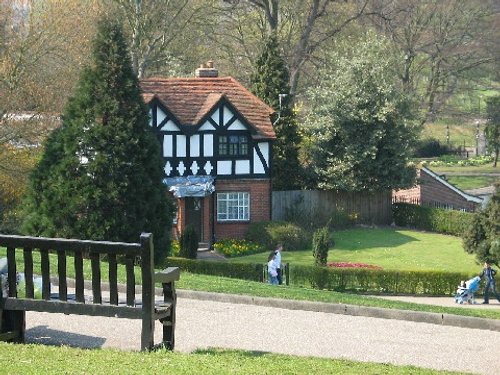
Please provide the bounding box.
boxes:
[140,62,276,246]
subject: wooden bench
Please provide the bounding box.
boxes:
[0,233,179,351]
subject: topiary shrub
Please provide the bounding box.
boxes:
[245,220,310,251]
[312,226,330,266]
[179,225,198,259]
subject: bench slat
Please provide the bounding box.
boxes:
[3,298,144,319]
[0,235,141,255]
[108,254,118,305]
[7,247,17,297]
[57,250,67,301]
[23,248,34,299]
[74,252,85,303]
[126,255,135,306]
[91,253,102,304]
[40,249,50,300]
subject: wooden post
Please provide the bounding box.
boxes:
[162,281,176,349]
[285,263,290,286]
[140,233,154,351]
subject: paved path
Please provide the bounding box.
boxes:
[25,296,500,375]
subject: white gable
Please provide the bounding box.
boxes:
[157,107,167,126]
[199,120,216,131]
[160,120,180,131]
[227,118,247,131]
[211,108,220,125]
[223,106,234,125]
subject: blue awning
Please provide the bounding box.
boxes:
[163,175,215,198]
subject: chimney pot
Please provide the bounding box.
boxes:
[195,61,218,78]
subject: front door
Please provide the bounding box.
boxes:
[185,197,203,241]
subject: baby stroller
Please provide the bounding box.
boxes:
[454,276,481,304]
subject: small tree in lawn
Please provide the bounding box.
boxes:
[179,225,198,259]
[484,95,500,167]
[312,226,330,267]
[250,33,302,190]
[463,183,500,266]
[22,19,174,263]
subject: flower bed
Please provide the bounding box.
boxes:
[327,262,382,270]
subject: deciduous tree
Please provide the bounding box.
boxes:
[302,32,418,192]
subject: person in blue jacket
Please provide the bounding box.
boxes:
[479,262,500,304]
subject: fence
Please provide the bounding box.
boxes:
[272,190,393,226]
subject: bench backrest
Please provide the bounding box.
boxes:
[0,233,155,317]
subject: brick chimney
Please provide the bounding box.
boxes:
[195,60,218,77]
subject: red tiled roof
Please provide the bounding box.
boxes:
[140,77,276,139]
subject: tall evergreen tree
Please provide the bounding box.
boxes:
[250,33,302,191]
[23,19,174,263]
[463,183,500,266]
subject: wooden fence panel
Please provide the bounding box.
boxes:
[272,190,392,225]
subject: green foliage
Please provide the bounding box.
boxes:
[303,32,418,192]
[179,225,198,259]
[393,203,473,236]
[213,239,264,258]
[413,138,457,158]
[250,33,302,190]
[462,184,500,266]
[312,227,330,267]
[245,220,310,251]
[167,257,263,282]
[21,19,174,264]
[484,95,500,166]
[423,155,494,167]
[290,266,467,295]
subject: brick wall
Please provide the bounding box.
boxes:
[214,178,271,239]
[392,169,480,211]
[419,170,477,211]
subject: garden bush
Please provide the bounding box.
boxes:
[245,221,310,251]
[179,225,198,259]
[413,138,457,158]
[392,202,473,236]
[289,265,469,295]
[312,226,330,266]
[166,257,264,282]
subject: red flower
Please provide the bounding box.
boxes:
[327,262,382,269]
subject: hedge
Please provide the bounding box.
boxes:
[392,202,473,236]
[166,257,472,296]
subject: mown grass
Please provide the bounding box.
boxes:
[421,121,479,146]
[229,228,480,274]
[445,175,498,190]
[429,165,499,174]
[0,344,466,375]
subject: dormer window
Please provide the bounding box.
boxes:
[218,135,248,156]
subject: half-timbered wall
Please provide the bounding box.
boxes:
[148,99,272,180]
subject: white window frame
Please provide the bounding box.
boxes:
[217,192,250,221]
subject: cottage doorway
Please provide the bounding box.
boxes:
[185,197,203,241]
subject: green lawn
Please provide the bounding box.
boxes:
[445,175,498,190]
[0,344,460,375]
[228,228,481,274]
[429,165,499,174]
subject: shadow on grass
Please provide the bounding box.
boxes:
[334,228,420,250]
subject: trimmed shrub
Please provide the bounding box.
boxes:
[392,203,473,236]
[165,257,471,296]
[166,257,264,282]
[179,225,198,259]
[312,226,330,266]
[245,220,310,251]
[289,265,468,295]
[413,138,457,157]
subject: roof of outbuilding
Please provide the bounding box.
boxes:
[140,77,276,139]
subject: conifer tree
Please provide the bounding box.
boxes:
[463,183,500,266]
[250,33,302,190]
[23,19,174,262]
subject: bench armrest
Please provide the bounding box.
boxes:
[155,267,180,284]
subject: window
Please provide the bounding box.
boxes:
[217,192,249,221]
[218,135,248,156]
